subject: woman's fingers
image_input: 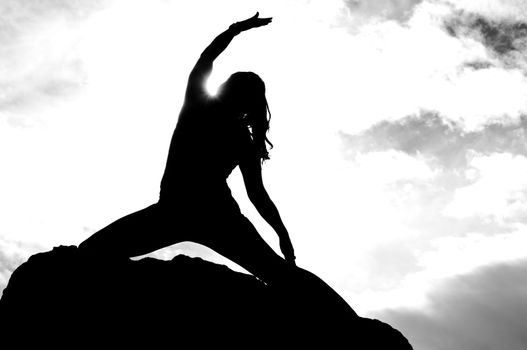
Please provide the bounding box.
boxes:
[257,17,272,26]
[235,12,272,31]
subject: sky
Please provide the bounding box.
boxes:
[1,0,527,348]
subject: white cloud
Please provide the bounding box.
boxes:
[0,0,108,120]
[353,150,437,182]
[0,236,41,293]
[327,0,527,134]
[329,1,527,133]
[342,0,424,24]
[352,227,527,314]
[444,0,527,23]
[434,68,527,130]
[416,228,527,279]
[443,153,527,221]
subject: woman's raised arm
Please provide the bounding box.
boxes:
[185,12,272,101]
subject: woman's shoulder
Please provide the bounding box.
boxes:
[177,95,215,125]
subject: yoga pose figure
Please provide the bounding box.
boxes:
[79,13,296,284]
[79,13,358,319]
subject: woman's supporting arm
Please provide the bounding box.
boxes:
[185,12,272,101]
[240,157,296,264]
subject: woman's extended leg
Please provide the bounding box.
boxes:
[78,203,185,258]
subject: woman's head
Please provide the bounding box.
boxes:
[217,71,273,161]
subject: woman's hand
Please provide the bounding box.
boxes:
[280,236,296,265]
[230,12,272,33]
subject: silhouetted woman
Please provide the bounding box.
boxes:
[80,13,358,320]
[79,13,296,284]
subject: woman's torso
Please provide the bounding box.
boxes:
[159,97,253,205]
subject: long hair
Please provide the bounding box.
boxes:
[218,72,273,162]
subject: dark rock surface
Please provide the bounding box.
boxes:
[0,245,413,348]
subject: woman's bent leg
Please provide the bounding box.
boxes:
[198,214,358,319]
[199,214,289,285]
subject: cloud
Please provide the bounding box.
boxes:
[330,0,527,133]
[444,0,527,23]
[443,153,527,221]
[341,112,527,169]
[373,258,527,350]
[351,222,527,312]
[444,10,527,70]
[0,60,87,125]
[0,0,107,124]
[0,0,106,47]
[352,149,437,181]
[341,112,527,230]
[342,0,424,24]
[0,236,41,295]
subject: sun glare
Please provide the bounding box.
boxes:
[206,78,220,96]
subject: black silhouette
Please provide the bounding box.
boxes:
[0,246,414,348]
[0,13,415,348]
[79,13,295,281]
[77,13,356,317]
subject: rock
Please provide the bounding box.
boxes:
[0,245,412,349]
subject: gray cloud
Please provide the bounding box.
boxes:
[462,60,494,70]
[341,112,527,169]
[444,11,527,70]
[373,259,527,350]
